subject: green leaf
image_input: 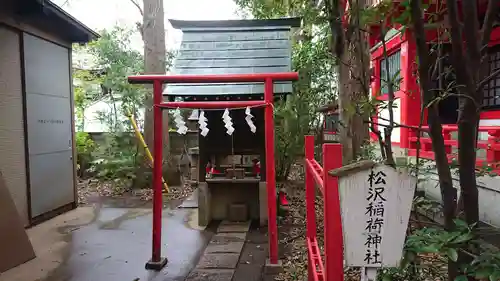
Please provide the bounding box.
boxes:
[419,245,440,253]
[452,233,474,244]
[446,248,458,262]
[382,275,392,281]
[489,271,500,281]
[475,268,493,279]
[454,219,469,229]
[455,275,468,281]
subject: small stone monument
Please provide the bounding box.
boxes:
[329,160,416,281]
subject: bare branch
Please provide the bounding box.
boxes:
[374,116,427,132]
[477,67,500,91]
[427,92,481,111]
[129,0,144,16]
[60,0,70,7]
[364,120,419,131]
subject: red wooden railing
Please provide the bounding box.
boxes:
[304,135,344,281]
[407,125,500,170]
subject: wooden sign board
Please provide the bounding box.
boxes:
[330,161,416,268]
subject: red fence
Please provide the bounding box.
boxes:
[407,125,500,170]
[304,135,344,281]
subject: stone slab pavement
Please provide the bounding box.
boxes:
[185,221,278,281]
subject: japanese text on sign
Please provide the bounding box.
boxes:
[364,169,387,265]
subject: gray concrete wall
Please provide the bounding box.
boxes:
[209,182,260,220]
[0,10,74,226]
[197,181,268,227]
[373,144,500,228]
[416,164,500,228]
[0,26,29,226]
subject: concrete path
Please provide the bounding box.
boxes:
[0,192,273,281]
[0,198,213,281]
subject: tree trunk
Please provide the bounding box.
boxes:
[409,1,458,277]
[409,0,500,279]
[138,0,181,186]
[349,0,370,160]
[327,0,369,164]
[338,49,355,162]
[142,0,166,154]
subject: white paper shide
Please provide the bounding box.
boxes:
[222,108,235,136]
[173,107,188,135]
[245,106,256,133]
[198,110,209,137]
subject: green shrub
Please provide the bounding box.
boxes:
[75,132,97,177]
[89,133,142,190]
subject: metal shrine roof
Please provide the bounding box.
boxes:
[164,18,301,97]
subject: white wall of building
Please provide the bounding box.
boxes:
[377,98,401,143]
[81,100,145,133]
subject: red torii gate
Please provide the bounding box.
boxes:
[128,72,299,270]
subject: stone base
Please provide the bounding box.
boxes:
[264,259,283,275]
[217,220,251,233]
[198,182,211,227]
[145,257,168,270]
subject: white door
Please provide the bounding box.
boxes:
[23,33,75,217]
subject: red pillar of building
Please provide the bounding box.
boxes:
[371,57,381,140]
[399,35,420,148]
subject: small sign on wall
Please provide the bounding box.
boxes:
[324,133,339,142]
[329,161,416,270]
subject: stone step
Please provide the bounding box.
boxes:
[217,220,251,233]
[205,233,246,254]
[189,220,252,280]
[196,253,241,269]
[185,269,235,281]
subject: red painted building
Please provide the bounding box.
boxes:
[364,0,500,166]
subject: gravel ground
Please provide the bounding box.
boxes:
[77,178,194,205]
[275,177,447,281]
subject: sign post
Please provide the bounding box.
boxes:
[329,160,416,281]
